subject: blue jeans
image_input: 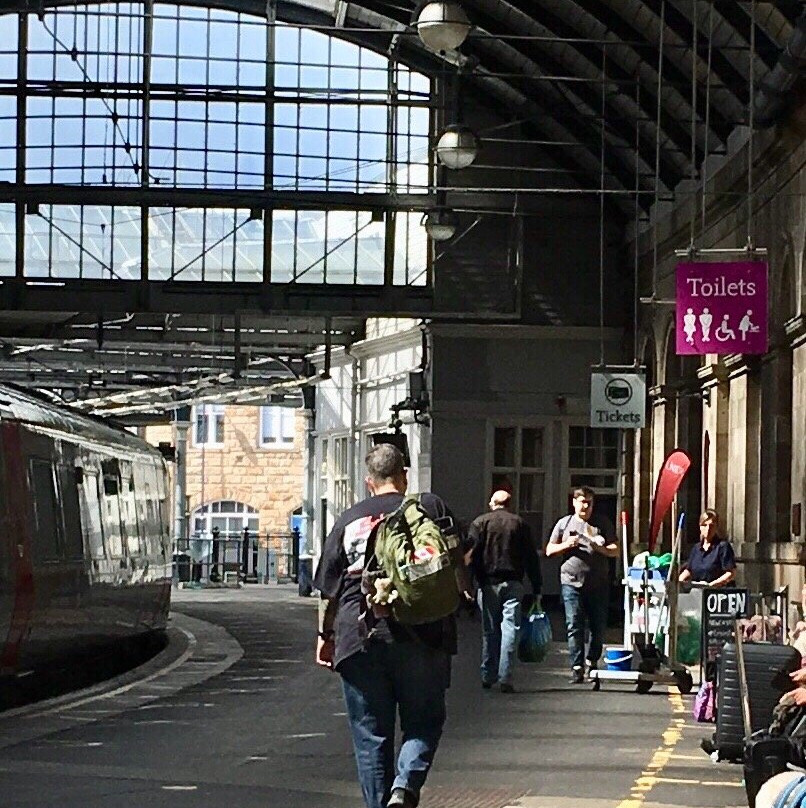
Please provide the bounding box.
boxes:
[339,640,449,808]
[561,583,609,670]
[478,580,524,686]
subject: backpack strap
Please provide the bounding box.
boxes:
[412,492,458,549]
[558,515,574,541]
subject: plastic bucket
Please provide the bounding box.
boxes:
[604,647,633,672]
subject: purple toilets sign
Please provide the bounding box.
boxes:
[676,261,768,355]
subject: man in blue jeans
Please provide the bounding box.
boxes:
[313,444,463,808]
[468,490,542,693]
[546,486,618,684]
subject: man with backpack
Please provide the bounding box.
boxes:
[313,443,464,808]
[468,489,543,693]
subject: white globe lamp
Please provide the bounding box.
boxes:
[422,209,458,241]
[435,124,479,169]
[415,1,471,53]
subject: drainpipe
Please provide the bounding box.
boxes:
[345,345,360,507]
[300,392,315,556]
[754,11,806,128]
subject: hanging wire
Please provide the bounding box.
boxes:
[701,0,715,237]
[599,45,607,367]
[634,78,641,366]
[651,0,666,298]
[689,0,698,250]
[747,0,756,248]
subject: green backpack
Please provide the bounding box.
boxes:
[372,496,459,625]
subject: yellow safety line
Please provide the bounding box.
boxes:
[615,688,687,808]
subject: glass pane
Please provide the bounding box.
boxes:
[569,448,584,468]
[521,428,543,468]
[493,427,516,467]
[492,473,514,495]
[29,459,60,561]
[195,411,207,443]
[0,204,14,276]
[80,473,106,559]
[519,473,544,512]
[569,426,584,448]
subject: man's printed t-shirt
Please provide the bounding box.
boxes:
[313,491,459,671]
[547,513,615,589]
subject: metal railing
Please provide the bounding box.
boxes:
[172,528,300,587]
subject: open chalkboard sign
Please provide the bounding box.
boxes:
[701,587,750,667]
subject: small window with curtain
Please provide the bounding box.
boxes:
[260,406,295,448]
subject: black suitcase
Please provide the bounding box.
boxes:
[712,642,800,762]
[743,734,794,807]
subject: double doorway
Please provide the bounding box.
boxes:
[487,420,620,595]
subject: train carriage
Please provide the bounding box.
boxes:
[0,385,171,675]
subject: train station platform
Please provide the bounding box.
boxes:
[0,586,745,808]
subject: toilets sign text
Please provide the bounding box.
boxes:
[676,261,768,355]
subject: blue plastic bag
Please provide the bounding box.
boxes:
[518,602,552,663]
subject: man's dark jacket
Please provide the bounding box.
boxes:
[468,509,542,592]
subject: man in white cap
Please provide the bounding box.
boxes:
[467,489,542,692]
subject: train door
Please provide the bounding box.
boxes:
[77,460,112,636]
[0,421,29,672]
[120,459,149,628]
[134,459,170,630]
[100,458,133,629]
[55,442,87,633]
[22,429,79,659]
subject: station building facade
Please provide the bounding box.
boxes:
[630,106,806,599]
[146,405,304,540]
[307,318,624,596]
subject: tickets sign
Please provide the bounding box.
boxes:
[676,261,768,355]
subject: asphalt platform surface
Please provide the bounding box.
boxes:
[0,585,744,808]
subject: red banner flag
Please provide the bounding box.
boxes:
[648,449,692,553]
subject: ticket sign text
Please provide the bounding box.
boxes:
[676,261,768,355]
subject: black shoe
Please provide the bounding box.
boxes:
[585,661,598,681]
[482,681,493,689]
[388,787,417,808]
[500,682,515,693]
[569,667,584,684]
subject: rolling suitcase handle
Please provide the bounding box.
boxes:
[736,618,753,739]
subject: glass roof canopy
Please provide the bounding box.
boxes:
[0,2,432,292]
[0,2,441,405]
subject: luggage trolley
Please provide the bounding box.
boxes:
[591,513,694,694]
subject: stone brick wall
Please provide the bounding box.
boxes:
[145,407,304,538]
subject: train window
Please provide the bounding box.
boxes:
[101,459,120,495]
[120,474,142,557]
[58,466,84,559]
[28,458,61,561]
[102,478,124,558]
[79,472,106,559]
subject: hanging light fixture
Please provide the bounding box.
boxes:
[422,209,458,241]
[415,1,471,53]
[435,124,479,169]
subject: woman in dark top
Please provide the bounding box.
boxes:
[679,509,736,587]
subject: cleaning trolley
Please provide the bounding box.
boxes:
[590,512,694,694]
